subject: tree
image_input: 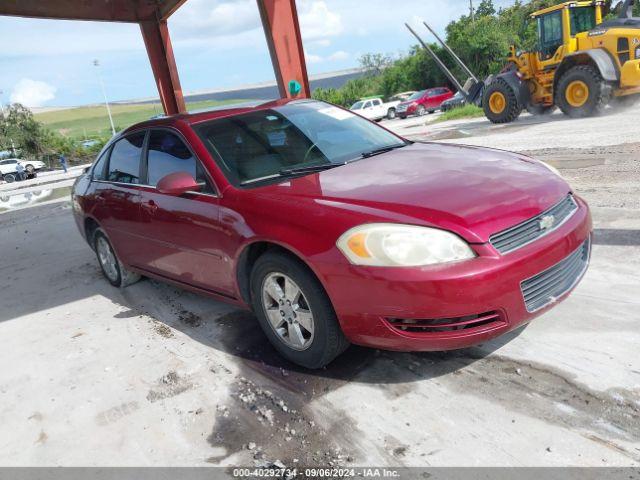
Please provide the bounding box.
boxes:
[476,0,496,17]
[359,53,394,76]
[0,103,106,163]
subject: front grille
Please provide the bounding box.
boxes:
[386,311,506,334]
[520,238,590,313]
[490,194,578,254]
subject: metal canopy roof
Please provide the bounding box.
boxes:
[0,0,309,115]
[0,0,187,23]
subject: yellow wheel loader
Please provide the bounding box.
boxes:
[484,0,640,123]
[407,0,640,124]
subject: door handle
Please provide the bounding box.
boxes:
[143,199,158,213]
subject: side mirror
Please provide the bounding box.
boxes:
[156,171,200,196]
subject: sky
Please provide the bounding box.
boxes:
[0,0,515,108]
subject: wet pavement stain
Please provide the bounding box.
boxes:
[146,371,194,403]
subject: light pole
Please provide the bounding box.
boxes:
[93,59,116,136]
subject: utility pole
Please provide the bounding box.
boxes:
[93,59,116,137]
[470,0,475,22]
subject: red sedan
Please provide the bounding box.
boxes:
[72,99,591,368]
[396,87,455,118]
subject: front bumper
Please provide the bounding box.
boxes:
[318,196,592,351]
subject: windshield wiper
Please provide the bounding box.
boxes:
[279,163,344,175]
[360,143,408,158]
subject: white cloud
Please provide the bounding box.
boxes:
[10,79,57,107]
[308,39,331,48]
[170,0,260,39]
[327,50,349,61]
[298,1,343,41]
[304,50,349,64]
[305,52,323,64]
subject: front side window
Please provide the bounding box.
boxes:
[146,130,213,193]
[350,101,364,110]
[194,101,406,187]
[570,6,596,36]
[538,11,563,58]
[107,131,145,184]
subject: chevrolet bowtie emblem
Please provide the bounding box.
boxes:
[539,215,555,230]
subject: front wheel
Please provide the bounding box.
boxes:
[556,65,610,118]
[93,228,141,288]
[483,78,522,123]
[250,252,349,368]
[416,105,426,116]
[3,174,15,183]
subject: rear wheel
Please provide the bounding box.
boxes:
[250,252,349,369]
[556,65,610,118]
[386,108,396,120]
[93,228,141,288]
[483,78,522,123]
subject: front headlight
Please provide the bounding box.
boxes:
[336,223,476,267]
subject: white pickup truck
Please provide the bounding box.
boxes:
[350,97,402,121]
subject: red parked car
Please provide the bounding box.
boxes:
[72,99,592,368]
[396,87,455,118]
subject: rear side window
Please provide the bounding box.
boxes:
[146,130,214,193]
[107,132,145,184]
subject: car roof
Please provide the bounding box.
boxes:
[120,97,314,135]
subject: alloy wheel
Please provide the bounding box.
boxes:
[96,236,119,282]
[261,272,315,351]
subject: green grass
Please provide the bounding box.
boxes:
[435,104,484,123]
[35,98,249,139]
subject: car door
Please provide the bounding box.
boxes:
[371,99,384,119]
[92,131,146,265]
[361,100,374,119]
[136,128,232,295]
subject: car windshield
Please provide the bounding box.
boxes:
[350,101,364,110]
[195,100,407,187]
[407,90,425,101]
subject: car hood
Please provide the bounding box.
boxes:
[255,142,570,243]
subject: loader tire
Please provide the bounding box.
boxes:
[556,65,611,119]
[483,79,522,124]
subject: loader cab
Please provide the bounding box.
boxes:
[533,2,603,63]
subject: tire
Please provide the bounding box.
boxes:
[483,78,522,124]
[386,108,396,120]
[555,65,611,119]
[250,252,349,369]
[3,173,15,183]
[398,114,407,119]
[416,105,426,116]
[25,164,34,174]
[93,227,141,288]
[526,104,556,116]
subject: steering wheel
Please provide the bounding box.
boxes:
[303,143,321,164]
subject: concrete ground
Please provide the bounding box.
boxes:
[0,107,639,468]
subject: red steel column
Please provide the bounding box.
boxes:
[257,0,310,98]
[140,19,187,115]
